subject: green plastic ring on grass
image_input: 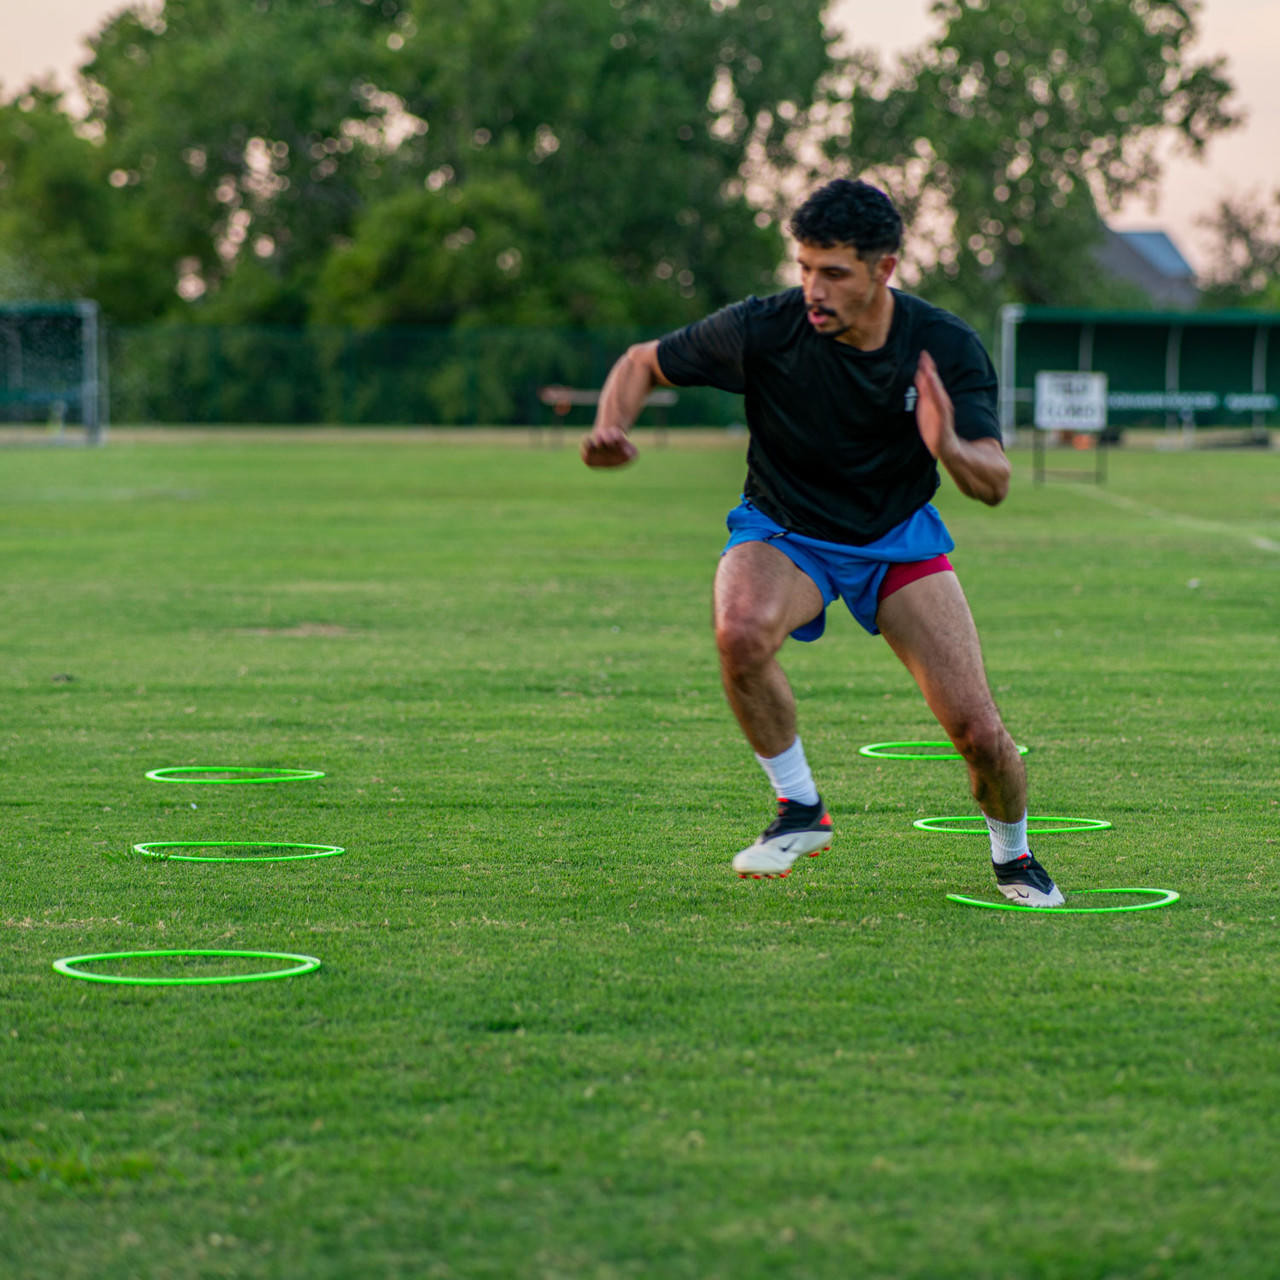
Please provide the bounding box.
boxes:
[133,841,344,862]
[915,815,1112,834]
[946,887,1179,914]
[859,740,1029,760]
[145,766,325,784]
[52,949,322,985]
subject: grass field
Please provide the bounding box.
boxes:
[1,430,1276,1279]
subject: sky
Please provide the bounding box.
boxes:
[2,0,1277,274]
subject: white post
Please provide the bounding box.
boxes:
[76,299,106,445]
[999,304,1024,446]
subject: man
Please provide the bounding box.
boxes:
[580,178,1063,907]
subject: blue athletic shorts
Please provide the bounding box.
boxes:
[722,498,956,639]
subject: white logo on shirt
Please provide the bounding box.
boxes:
[904,387,919,413]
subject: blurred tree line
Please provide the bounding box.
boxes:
[0,0,1266,424]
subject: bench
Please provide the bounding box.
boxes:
[537,385,677,415]
[533,385,677,446]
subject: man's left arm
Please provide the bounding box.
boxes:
[914,349,1010,507]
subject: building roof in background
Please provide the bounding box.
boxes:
[1112,230,1195,280]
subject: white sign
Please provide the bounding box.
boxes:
[1035,371,1108,432]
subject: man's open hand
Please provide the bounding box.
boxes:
[913,350,956,460]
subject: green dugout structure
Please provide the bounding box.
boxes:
[999,305,1280,442]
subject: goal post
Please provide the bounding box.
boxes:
[0,300,108,444]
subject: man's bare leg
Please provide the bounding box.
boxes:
[714,542,832,877]
[875,570,1025,818]
[713,541,824,757]
[876,570,1063,905]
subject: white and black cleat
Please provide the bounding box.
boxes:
[992,851,1065,907]
[733,797,833,879]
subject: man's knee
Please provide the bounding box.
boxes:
[715,607,785,678]
[948,713,1013,770]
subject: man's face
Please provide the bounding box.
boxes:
[796,241,896,341]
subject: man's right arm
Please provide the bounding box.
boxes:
[580,340,672,468]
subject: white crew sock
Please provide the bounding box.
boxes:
[986,812,1030,864]
[755,737,820,806]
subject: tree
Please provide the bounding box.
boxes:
[316,174,556,328]
[70,0,833,329]
[0,86,114,302]
[823,0,1240,324]
[5,0,1246,397]
[79,0,402,324]
[1196,190,1280,310]
[359,0,834,327]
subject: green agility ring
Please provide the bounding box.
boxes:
[52,949,322,985]
[145,766,325,784]
[133,842,344,862]
[946,887,1180,914]
[858,740,1029,760]
[914,815,1112,834]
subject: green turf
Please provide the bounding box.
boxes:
[1,432,1276,1279]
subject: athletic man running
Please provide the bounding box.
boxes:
[580,178,1063,907]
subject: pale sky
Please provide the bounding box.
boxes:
[2,0,1276,273]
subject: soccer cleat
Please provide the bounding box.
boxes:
[992,850,1064,907]
[733,797,832,879]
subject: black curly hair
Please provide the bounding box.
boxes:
[788,179,902,259]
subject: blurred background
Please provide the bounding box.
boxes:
[2,0,1277,429]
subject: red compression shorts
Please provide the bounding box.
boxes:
[878,553,954,603]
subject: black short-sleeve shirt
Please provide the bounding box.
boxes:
[656,287,1000,545]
